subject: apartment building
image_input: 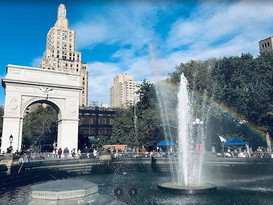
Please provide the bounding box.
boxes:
[259,36,273,54]
[110,74,141,108]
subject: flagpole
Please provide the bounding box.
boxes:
[266,132,271,156]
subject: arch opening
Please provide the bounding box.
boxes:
[22,101,59,153]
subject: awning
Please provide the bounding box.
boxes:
[157,140,176,146]
[224,138,247,146]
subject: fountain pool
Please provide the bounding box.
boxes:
[1,168,273,205]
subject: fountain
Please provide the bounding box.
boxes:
[157,73,216,194]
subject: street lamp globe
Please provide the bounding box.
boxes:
[193,118,203,125]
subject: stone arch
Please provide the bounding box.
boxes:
[1,65,82,153]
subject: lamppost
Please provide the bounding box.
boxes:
[9,134,13,153]
[193,118,203,126]
[193,118,204,151]
[9,134,13,147]
[133,97,138,147]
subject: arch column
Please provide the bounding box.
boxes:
[1,91,23,153]
[57,119,79,151]
[1,116,22,152]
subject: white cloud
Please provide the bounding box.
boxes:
[74,21,110,49]
[87,61,120,105]
[31,56,42,67]
[72,3,159,55]
[76,0,273,106]
[125,56,151,81]
[166,0,273,59]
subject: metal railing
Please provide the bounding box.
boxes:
[2,150,273,164]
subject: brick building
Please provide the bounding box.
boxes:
[78,106,116,149]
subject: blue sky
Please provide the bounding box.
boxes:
[1,0,273,106]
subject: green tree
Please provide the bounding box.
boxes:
[212,53,273,136]
[137,109,163,149]
[167,58,216,93]
[111,81,164,150]
[110,108,136,147]
[136,80,158,111]
[22,104,58,151]
[136,81,164,149]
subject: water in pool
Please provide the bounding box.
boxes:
[1,168,273,205]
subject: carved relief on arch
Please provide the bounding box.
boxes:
[5,97,19,115]
[9,97,18,110]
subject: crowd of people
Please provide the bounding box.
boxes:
[3,143,273,164]
[53,146,99,159]
[102,145,175,159]
[11,144,176,162]
[0,146,100,162]
[216,146,273,159]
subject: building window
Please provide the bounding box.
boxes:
[89,118,94,124]
[99,118,107,125]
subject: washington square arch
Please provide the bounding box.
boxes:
[1,64,82,153]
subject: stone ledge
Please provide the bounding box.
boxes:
[31,179,98,200]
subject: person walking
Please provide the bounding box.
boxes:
[77,149,81,159]
[71,148,76,158]
[93,148,97,158]
[64,147,69,159]
[58,147,62,159]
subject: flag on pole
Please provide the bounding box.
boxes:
[219,135,227,143]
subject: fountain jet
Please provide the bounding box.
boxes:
[157,74,216,194]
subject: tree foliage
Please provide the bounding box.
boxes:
[111,81,164,150]
[212,53,273,134]
[22,104,58,151]
[111,108,136,147]
[136,80,158,111]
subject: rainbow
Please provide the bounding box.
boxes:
[206,96,266,143]
[157,80,267,144]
